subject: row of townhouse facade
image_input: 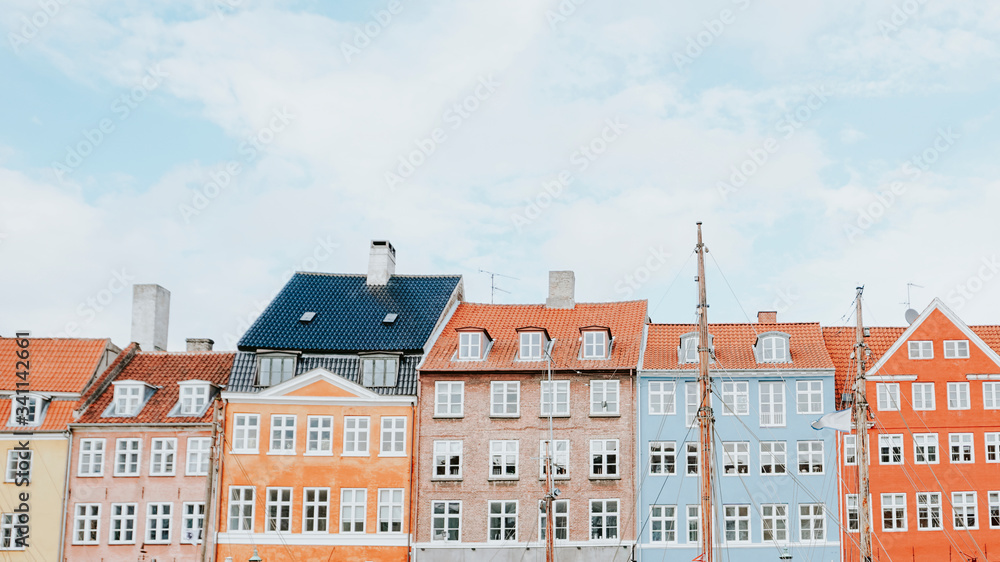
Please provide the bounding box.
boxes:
[7,240,1000,561]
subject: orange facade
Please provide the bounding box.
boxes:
[216,368,415,562]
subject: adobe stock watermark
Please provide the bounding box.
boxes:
[844,127,959,242]
[7,0,71,54]
[51,66,168,183]
[384,75,499,191]
[341,0,403,63]
[614,247,671,298]
[179,107,295,222]
[717,86,829,201]
[54,268,135,338]
[545,0,588,29]
[877,0,930,39]
[510,117,627,232]
[946,256,1000,311]
[672,0,751,71]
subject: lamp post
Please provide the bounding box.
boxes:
[779,547,792,560]
[248,548,263,562]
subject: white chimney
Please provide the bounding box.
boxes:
[131,284,170,351]
[367,240,396,285]
[186,338,214,352]
[545,271,575,309]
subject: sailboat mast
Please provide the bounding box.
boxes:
[853,287,873,562]
[695,222,714,562]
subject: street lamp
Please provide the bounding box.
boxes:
[779,547,792,560]
[248,548,263,562]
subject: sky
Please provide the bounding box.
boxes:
[2,0,1000,351]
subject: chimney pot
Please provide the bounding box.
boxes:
[186,338,214,352]
[545,271,575,309]
[367,240,396,285]
[131,284,170,351]
[758,311,777,324]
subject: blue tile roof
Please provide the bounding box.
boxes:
[237,273,461,353]
[227,351,420,395]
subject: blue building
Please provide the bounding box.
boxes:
[637,311,841,561]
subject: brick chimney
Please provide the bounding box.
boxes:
[131,284,170,351]
[367,240,396,286]
[186,338,214,352]
[545,271,575,309]
[758,311,777,324]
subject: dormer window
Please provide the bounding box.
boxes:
[679,333,714,364]
[361,356,398,388]
[516,327,550,361]
[754,333,791,364]
[581,327,610,359]
[112,383,146,417]
[9,394,45,427]
[258,355,296,387]
[456,328,491,361]
[178,382,212,415]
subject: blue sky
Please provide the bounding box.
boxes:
[2,0,1000,350]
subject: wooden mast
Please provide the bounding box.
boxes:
[854,287,874,562]
[695,222,714,562]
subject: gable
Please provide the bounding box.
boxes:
[285,379,362,398]
[255,367,381,400]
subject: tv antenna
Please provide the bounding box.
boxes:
[902,282,923,324]
[479,269,519,304]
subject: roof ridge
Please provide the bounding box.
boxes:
[460,300,647,307]
[294,272,462,278]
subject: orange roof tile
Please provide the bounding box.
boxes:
[0,338,113,392]
[644,322,835,371]
[0,400,77,432]
[421,301,647,372]
[76,351,235,424]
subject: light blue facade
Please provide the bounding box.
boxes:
[637,331,841,562]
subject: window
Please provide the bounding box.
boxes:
[458,332,482,360]
[181,503,205,544]
[380,417,406,456]
[944,340,970,359]
[917,492,942,530]
[343,416,370,455]
[799,504,825,541]
[722,442,750,475]
[361,356,398,388]
[113,383,144,416]
[378,489,404,533]
[590,439,619,477]
[184,438,211,476]
[232,414,259,453]
[990,492,1000,529]
[541,380,570,416]
[590,380,619,415]
[950,433,974,463]
[490,440,519,479]
[761,504,788,542]
[759,382,785,427]
[649,442,676,475]
[109,503,137,544]
[914,434,939,464]
[844,435,857,465]
[908,340,933,359]
[258,355,294,386]
[796,380,823,414]
[680,336,699,363]
[846,495,859,532]
[228,487,255,532]
[540,499,568,541]
[540,440,569,478]
[687,505,700,543]
[73,504,100,544]
[761,335,788,362]
[306,416,333,454]
[985,382,1000,410]
[583,330,607,359]
[434,381,463,417]
[589,499,619,539]
[145,502,172,543]
[4,449,30,483]
[433,440,462,478]
[882,494,906,531]
[685,443,699,475]
[491,381,520,417]
[948,382,970,410]
[986,433,1000,463]
[685,382,699,427]
[78,439,105,476]
[797,441,824,474]
[150,438,176,476]
[114,438,141,476]
[269,415,296,454]
[760,441,786,474]
[265,488,292,533]
[724,505,750,543]
[340,489,366,533]
[178,383,210,415]
[650,505,677,543]
[303,488,329,533]
[9,395,40,426]
[519,331,544,360]
[913,383,935,410]
[721,381,749,416]
[953,492,977,529]
[879,435,903,464]
[876,383,900,411]
[488,500,517,541]
[431,501,461,541]
[0,514,18,550]
[648,381,676,415]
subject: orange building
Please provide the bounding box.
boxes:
[827,299,1000,561]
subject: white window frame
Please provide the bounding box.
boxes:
[540,380,570,417]
[950,433,974,463]
[149,438,177,476]
[685,442,699,475]
[433,440,462,479]
[797,441,824,474]
[458,332,482,360]
[258,355,295,386]
[989,491,1000,530]
[186,437,211,476]
[265,487,293,533]
[0,513,20,550]
[340,488,367,533]
[590,439,619,478]
[232,414,259,453]
[77,438,105,477]
[228,486,255,532]
[342,416,370,456]
[519,331,543,360]
[721,381,749,416]
[685,382,698,427]
[650,505,678,544]
[72,503,101,544]
[540,440,570,479]
[181,502,205,544]
[649,441,676,476]
[378,488,404,533]
[879,434,904,465]
[380,416,406,456]
[4,449,31,483]
[985,382,1000,410]
[876,383,900,411]
[761,335,788,362]
[114,438,141,477]
[799,503,825,541]
[590,380,619,416]
[302,488,329,533]
[953,491,978,529]
[306,415,334,455]
[908,340,933,359]
[917,492,942,531]
[844,435,857,466]
[431,500,461,542]
[796,380,823,414]
[913,433,939,464]
[490,381,520,417]
[648,381,676,415]
[589,499,619,540]
[846,495,859,532]
[109,503,138,545]
[913,382,935,411]
[986,432,1000,463]
[434,381,464,417]
[112,383,144,416]
[540,499,568,541]
[488,500,518,542]
[360,356,398,388]
[687,505,700,543]
[178,382,211,415]
[948,382,970,410]
[582,331,608,359]
[760,441,787,475]
[944,340,970,359]
[144,502,172,544]
[680,336,699,364]
[722,442,750,475]
[761,504,789,543]
[724,504,751,543]
[489,440,519,480]
[881,493,907,531]
[8,395,41,427]
[269,414,296,454]
[759,381,786,427]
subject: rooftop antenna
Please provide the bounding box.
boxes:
[902,282,923,324]
[478,269,519,304]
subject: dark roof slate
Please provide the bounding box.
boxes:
[227,351,420,396]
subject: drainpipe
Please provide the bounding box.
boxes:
[58,429,73,561]
[200,400,222,561]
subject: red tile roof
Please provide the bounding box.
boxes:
[0,338,113,392]
[421,301,648,372]
[76,350,235,424]
[644,323,835,370]
[0,400,77,432]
